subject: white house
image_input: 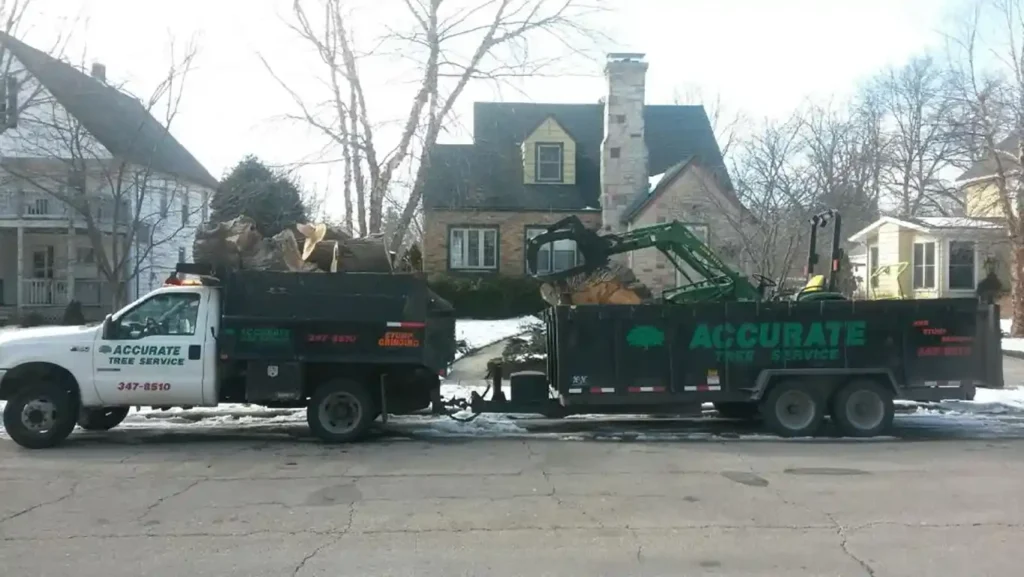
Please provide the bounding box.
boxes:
[0,33,217,322]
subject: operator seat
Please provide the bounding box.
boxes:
[794,274,847,301]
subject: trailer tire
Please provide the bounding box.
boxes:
[78,407,130,431]
[713,402,760,420]
[307,379,376,443]
[2,381,79,449]
[831,379,894,438]
[761,381,825,438]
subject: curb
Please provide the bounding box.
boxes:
[1004,349,1024,360]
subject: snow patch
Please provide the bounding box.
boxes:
[454,316,541,360]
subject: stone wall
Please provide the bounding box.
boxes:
[627,164,753,294]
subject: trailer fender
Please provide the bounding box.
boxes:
[751,368,900,401]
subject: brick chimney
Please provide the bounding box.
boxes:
[91,63,106,83]
[600,52,648,235]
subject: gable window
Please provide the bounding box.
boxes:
[869,245,879,289]
[948,240,976,290]
[535,143,564,183]
[526,227,578,274]
[449,227,498,271]
[913,241,936,289]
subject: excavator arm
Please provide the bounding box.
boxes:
[526,216,764,303]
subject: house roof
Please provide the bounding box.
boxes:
[0,32,218,189]
[847,215,1004,243]
[956,133,1021,183]
[423,101,734,213]
[619,156,752,223]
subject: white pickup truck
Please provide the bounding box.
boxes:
[0,264,456,449]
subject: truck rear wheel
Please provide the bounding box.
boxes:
[78,407,130,431]
[307,379,376,443]
[2,381,79,449]
[830,379,894,438]
[761,381,825,438]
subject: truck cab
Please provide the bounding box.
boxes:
[0,265,456,449]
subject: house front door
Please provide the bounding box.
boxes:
[30,246,55,305]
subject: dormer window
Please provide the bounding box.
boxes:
[535,143,564,183]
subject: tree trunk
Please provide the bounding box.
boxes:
[538,262,654,306]
[1012,241,1024,337]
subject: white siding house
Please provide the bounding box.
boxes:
[0,33,217,323]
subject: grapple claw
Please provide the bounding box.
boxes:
[525,216,611,281]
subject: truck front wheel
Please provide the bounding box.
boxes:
[761,381,825,438]
[78,407,130,431]
[830,379,894,438]
[2,381,79,449]
[307,379,376,443]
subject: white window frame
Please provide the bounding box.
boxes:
[526,226,579,274]
[868,245,880,289]
[449,227,499,271]
[675,223,710,286]
[535,142,564,183]
[912,241,936,290]
[947,239,977,291]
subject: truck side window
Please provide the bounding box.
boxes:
[112,293,201,340]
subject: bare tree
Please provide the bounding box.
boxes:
[1,39,204,308]
[264,0,606,251]
[944,0,1024,334]
[724,114,813,285]
[870,56,964,217]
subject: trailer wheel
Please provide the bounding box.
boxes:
[831,379,894,438]
[2,381,79,449]
[78,407,130,431]
[761,381,825,438]
[307,379,376,443]
[713,402,760,420]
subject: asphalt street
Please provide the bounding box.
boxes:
[0,355,1021,576]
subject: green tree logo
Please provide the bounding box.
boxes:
[626,325,665,349]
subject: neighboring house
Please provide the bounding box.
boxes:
[848,136,1019,311]
[421,53,751,293]
[848,216,1007,302]
[0,33,217,322]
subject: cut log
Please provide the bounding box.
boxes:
[193,215,396,273]
[538,261,654,306]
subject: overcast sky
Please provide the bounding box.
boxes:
[19,0,967,217]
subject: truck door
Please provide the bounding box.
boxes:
[93,289,208,405]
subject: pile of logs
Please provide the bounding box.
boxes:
[537,260,654,306]
[191,216,395,273]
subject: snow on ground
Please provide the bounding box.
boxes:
[1000,319,1024,353]
[454,316,541,360]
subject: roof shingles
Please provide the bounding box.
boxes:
[0,32,217,189]
[424,101,732,215]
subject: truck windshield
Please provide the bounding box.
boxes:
[116,293,201,338]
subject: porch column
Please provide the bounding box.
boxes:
[66,224,75,305]
[15,225,23,314]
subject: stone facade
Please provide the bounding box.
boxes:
[600,55,649,238]
[422,209,600,275]
[627,164,753,293]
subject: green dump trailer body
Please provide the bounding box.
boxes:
[544,298,1003,407]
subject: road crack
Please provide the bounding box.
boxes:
[138,479,206,520]
[827,512,877,577]
[0,481,80,525]
[291,503,353,576]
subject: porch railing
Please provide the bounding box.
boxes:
[21,279,104,306]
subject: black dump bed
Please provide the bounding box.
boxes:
[217,270,456,372]
[545,298,1003,401]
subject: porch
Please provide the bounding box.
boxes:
[0,226,114,323]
